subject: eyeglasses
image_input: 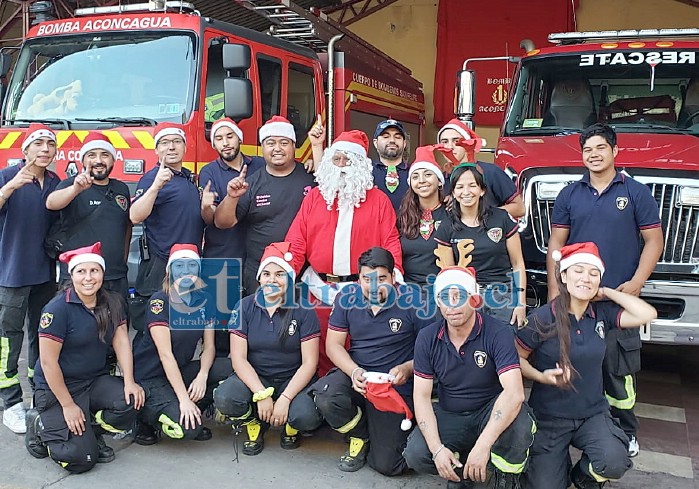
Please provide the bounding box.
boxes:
[157,138,185,148]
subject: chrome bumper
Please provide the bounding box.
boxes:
[641,280,699,345]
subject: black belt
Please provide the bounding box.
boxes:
[318,273,359,284]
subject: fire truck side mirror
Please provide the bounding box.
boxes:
[223,78,253,121]
[0,53,12,78]
[222,44,251,71]
[455,69,476,120]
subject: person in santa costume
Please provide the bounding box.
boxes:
[516,242,655,489]
[286,128,404,376]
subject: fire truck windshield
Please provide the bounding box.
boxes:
[505,49,699,137]
[4,31,196,127]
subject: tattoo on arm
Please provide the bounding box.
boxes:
[419,420,427,430]
[493,409,502,421]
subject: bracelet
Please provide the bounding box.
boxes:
[350,366,364,382]
[281,393,292,402]
[432,444,446,461]
[252,386,274,403]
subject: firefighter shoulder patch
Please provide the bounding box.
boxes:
[487,227,503,243]
[150,299,165,315]
[40,312,54,329]
[474,351,488,368]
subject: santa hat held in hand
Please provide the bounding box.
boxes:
[438,119,486,163]
[22,123,56,151]
[552,242,605,277]
[329,130,369,158]
[257,242,296,281]
[258,115,296,143]
[79,133,117,162]
[167,243,200,269]
[408,144,460,184]
[60,242,106,274]
[153,122,187,147]
[365,381,413,431]
[211,117,243,147]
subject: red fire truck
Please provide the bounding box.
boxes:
[456,29,699,345]
[0,0,424,183]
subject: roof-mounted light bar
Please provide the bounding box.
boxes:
[75,1,197,17]
[549,28,699,45]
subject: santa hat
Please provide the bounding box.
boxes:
[211,117,243,147]
[365,381,413,431]
[79,133,116,162]
[408,145,460,185]
[329,130,369,158]
[433,266,479,302]
[257,242,296,281]
[167,243,200,269]
[59,242,105,273]
[22,123,56,151]
[552,242,605,277]
[154,122,186,148]
[437,118,487,147]
[258,115,296,143]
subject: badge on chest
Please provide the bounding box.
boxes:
[389,318,403,333]
[474,350,488,368]
[288,319,298,336]
[595,321,605,339]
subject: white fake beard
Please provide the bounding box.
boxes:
[315,150,374,210]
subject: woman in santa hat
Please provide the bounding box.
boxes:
[214,242,322,456]
[515,242,656,489]
[131,244,231,445]
[25,242,144,473]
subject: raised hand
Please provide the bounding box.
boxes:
[154,163,173,190]
[226,165,248,199]
[73,161,94,193]
[7,157,36,190]
[307,114,325,146]
[201,181,217,212]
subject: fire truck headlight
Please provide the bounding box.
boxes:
[7,158,23,167]
[536,182,567,201]
[678,186,699,206]
[124,159,144,175]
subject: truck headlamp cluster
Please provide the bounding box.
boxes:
[678,186,699,207]
[124,159,145,175]
[536,181,568,201]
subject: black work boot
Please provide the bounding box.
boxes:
[96,434,115,463]
[25,409,48,459]
[194,426,212,441]
[492,470,521,489]
[571,462,607,488]
[134,421,159,446]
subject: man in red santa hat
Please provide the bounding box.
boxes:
[286,127,403,376]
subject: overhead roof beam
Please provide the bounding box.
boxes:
[323,0,398,26]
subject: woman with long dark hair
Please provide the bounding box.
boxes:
[397,145,451,288]
[214,242,322,456]
[433,164,526,326]
[25,242,144,473]
[516,242,656,489]
[132,244,231,445]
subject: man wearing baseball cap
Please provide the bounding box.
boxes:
[372,119,410,211]
[46,133,132,300]
[0,123,61,433]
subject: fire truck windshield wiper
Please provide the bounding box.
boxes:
[610,123,686,133]
[10,118,71,129]
[74,117,158,127]
[513,126,581,135]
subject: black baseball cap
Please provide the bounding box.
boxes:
[373,119,406,139]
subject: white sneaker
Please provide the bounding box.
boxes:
[628,435,639,457]
[3,403,27,434]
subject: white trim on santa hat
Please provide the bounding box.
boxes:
[408,161,445,185]
[257,256,296,281]
[433,267,479,303]
[154,127,187,147]
[553,251,605,277]
[437,121,487,147]
[22,128,56,151]
[258,119,296,143]
[211,119,243,147]
[167,249,200,269]
[80,138,116,162]
[330,140,367,158]
[68,253,106,274]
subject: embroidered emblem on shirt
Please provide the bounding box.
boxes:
[150,299,164,315]
[230,309,239,329]
[40,312,54,329]
[616,197,629,210]
[487,227,503,243]
[474,351,487,368]
[303,186,311,196]
[135,188,144,198]
[288,319,298,336]
[389,318,403,333]
[115,195,128,211]
[595,321,605,339]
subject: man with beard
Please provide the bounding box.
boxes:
[0,124,61,433]
[372,120,409,211]
[285,129,403,376]
[46,134,132,300]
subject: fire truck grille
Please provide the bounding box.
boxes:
[530,179,699,266]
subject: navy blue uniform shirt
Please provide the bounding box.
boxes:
[133,290,214,382]
[413,313,520,413]
[551,170,661,288]
[33,288,124,389]
[230,291,320,379]
[133,164,204,260]
[516,301,623,419]
[372,159,409,212]
[198,155,264,259]
[0,164,60,287]
[328,283,432,396]
[444,161,519,208]
[401,206,448,285]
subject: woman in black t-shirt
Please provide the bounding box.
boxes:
[434,164,526,326]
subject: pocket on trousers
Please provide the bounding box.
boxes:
[0,287,25,308]
[614,333,641,376]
